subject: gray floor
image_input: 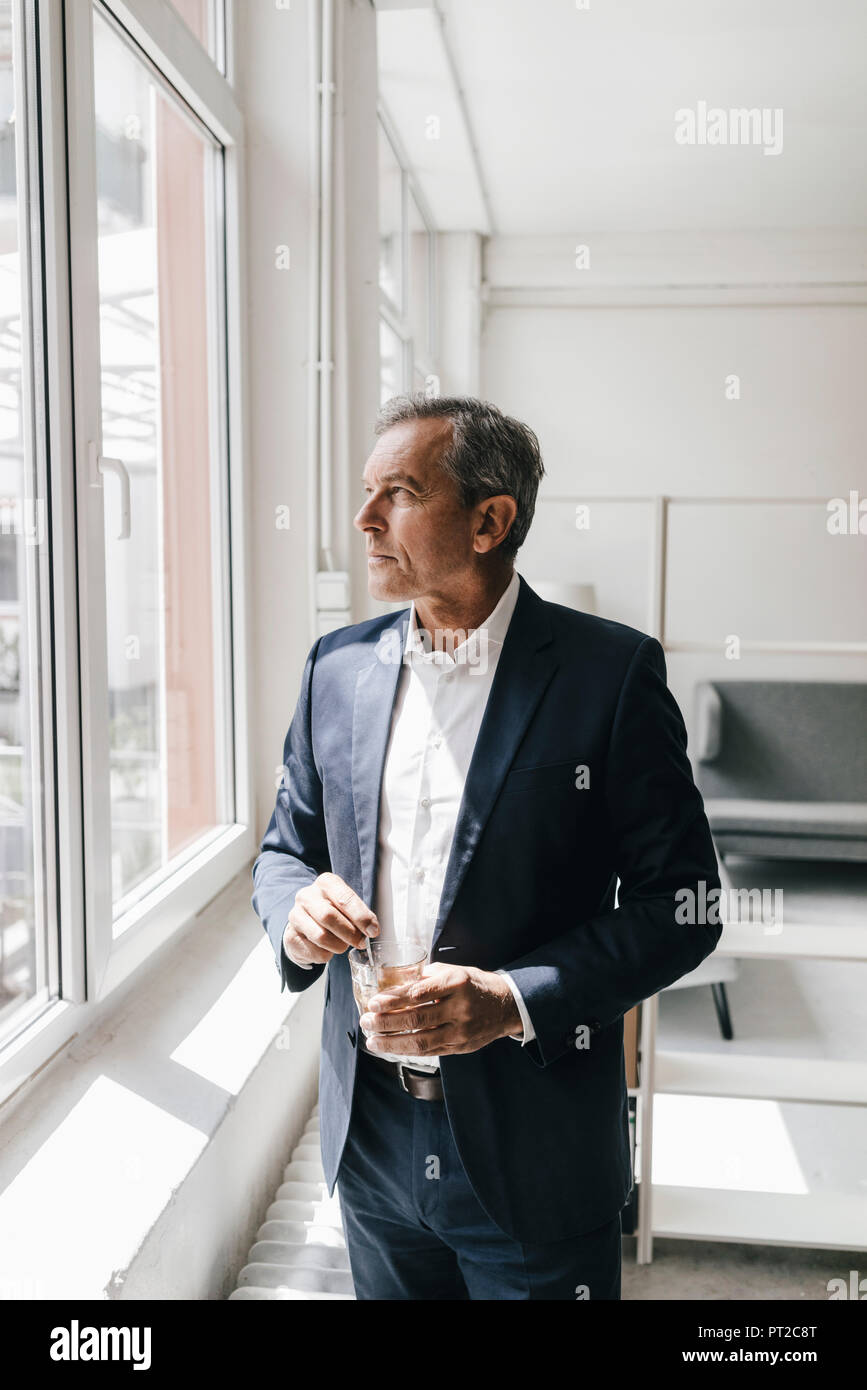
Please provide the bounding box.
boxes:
[639,856,867,1297]
[621,1234,865,1300]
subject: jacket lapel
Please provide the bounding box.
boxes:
[351,607,411,907]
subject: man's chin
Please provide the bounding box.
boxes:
[367,564,411,601]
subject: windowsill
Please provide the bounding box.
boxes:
[0,867,323,1300]
[0,824,258,1110]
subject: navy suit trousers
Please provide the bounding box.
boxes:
[336,1047,623,1301]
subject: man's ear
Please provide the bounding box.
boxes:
[473,494,517,554]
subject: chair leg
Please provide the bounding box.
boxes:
[711,982,734,1040]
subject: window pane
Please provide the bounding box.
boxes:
[408,192,430,361]
[378,125,402,311]
[167,0,223,68]
[380,319,404,405]
[0,0,52,1034]
[93,12,231,917]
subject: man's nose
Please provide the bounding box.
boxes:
[353,499,381,530]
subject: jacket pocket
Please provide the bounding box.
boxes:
[500,757,583,795]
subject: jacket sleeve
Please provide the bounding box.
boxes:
[251,637,331,994]
[502,635,722,1067]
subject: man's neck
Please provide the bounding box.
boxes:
[413,567,514,652]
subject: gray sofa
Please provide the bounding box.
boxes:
[694,681,867,862]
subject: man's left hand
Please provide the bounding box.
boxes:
[359,963,521,1057]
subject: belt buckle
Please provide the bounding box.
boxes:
[396,1062,412,1094]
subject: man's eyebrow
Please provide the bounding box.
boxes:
[361,470,425,491]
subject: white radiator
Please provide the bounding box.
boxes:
[229,1105,355,1299]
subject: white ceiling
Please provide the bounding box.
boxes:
[376,0,867,236]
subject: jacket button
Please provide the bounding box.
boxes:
[346,1030,356,1048]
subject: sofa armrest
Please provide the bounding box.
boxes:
[695,681,723,763]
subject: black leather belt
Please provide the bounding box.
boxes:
[361,1044,444,1101]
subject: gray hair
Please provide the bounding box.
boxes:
[374,393,545,562]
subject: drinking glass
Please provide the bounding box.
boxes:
[348,949,377,1018]
[348,937,428,1022]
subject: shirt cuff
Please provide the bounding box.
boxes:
[497,969,536,1045]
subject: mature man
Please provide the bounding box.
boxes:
[252,394,721,1300]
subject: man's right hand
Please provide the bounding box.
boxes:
[283,872,380,967]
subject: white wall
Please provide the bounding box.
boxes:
[239,1,315,833]
[240,0,379,834]
[338,2,385,634]
[353,229,485,626]
[437,232,483,397]
[481,232,867,726]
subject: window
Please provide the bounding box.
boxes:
[379,319,404,408]
[378,122,402,314]
[377,114,438,403]
[408,190,432,364]
[167,0,225,71]
[0,0,250,1096]
[0,0,55,1043]
[92,10,232,919]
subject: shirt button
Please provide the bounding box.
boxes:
[420,797,431,809]
[414,867,425,881]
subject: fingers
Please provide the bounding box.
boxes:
[360,1001,443,1035]
[364,1022,455,1058]
[286,937,331,966]
[286,904,351,964]
[289,873,379,957]
[367,965,456,1012]
[315,873,380,949]
[360,965,493,1056]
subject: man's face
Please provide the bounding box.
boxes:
[354,417,479,603]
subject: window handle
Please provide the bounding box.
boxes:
[89,440,131,539]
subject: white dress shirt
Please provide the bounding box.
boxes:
[288,567,537,1072]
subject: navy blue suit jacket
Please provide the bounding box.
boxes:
[252,574,721,1242]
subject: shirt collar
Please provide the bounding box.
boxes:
[403,568,521,668]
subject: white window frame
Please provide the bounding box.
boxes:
[0,0,252,1107]
[0,0,61,1049]
[377,105,438,397]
